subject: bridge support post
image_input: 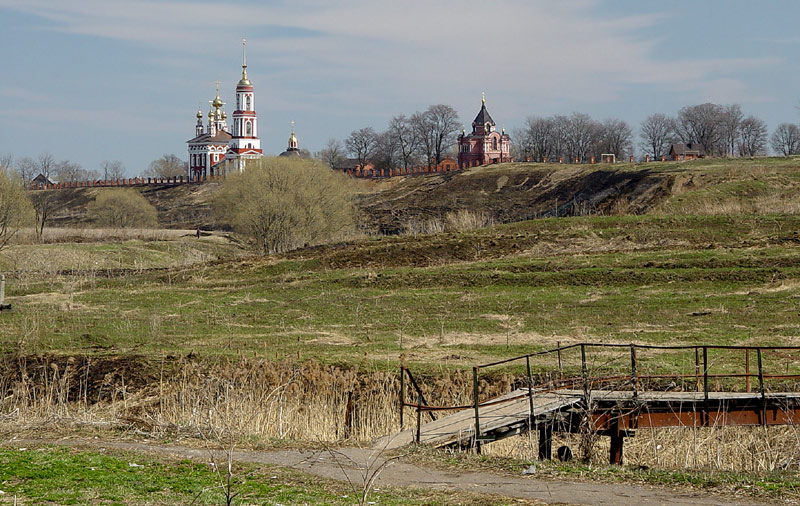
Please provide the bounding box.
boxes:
[473,367,482,454]
[399,366,405,430]
[416,392,422,444]
[609,418,624,465]
[538,423,552,460]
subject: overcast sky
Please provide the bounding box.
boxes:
[1,0,798,175]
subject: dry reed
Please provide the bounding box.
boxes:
[2,355,799,473]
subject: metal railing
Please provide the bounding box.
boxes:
[400,342,800,447]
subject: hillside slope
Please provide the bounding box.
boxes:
[35,157,800,231]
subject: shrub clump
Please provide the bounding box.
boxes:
[214,157,355,254]
[87,189,158,228]
[0,168,34,250]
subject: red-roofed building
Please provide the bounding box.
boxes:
[457,94,511,168]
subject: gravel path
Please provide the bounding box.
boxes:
[3,438,762,506]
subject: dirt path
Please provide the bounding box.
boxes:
[4,438,759,506]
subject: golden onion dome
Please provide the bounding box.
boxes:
[196,110,203,119]
[212,96,224,108]
[221,111,227,120]
[208,109,215,119]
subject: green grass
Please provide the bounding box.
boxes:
[0,446,498,505]
[410,447,800,500]
[2,214,800,376]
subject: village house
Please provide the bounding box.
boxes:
[669,143,705,161]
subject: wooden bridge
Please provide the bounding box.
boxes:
[379,344,800,464]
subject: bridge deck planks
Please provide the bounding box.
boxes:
[376,389,800,450]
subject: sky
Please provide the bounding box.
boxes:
[0,0,799,175]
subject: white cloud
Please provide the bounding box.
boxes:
[0,0,778,111]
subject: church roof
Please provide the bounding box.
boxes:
[187,130,232,144]
[278,149,306,159]
[472,103,495,127]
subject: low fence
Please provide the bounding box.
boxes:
[29,175,224,191]
[29,154,672,191]
[401,342,800,431]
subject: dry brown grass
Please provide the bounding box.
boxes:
[484,424,800,473]
[1,355,799,474]
[403,209,496,237]
[11,227,203,245]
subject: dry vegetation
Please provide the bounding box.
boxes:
[3,157,800,498]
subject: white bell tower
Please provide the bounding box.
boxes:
[226,38,262,171]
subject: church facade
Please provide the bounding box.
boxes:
[187,39,263,177]
[458,95,511,168]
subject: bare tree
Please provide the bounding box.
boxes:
[54,160,86,182]
[143,154,187,178]
[597,118,633,159]
[388,115,419,169]
[737,116,768,157]
[37,152,55,179]
[0,154,13,172]
[30,191,56,241]
[345,127,378,168]
[676,103,725,156]
[371,131,400,172]
[411,111,436,167]
[100,160,125,180]
[424,104,460,164]
[771,123,800,156]
[520,116,559,162]
[0,168,34,251]
[564,112,599,162]
[639,113,677,159]
[315,138,346,169]
[720,104,743,157]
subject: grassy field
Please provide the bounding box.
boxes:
[0,446,512,505]
[2,158,800,495]
[3,214,799,371]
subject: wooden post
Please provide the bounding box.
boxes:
[695,347,701,391]
[557,341,563,377]
[399,367,405,429]
[526,355,535,423]
[344,390,354,438]
[630,345,638,397]
[609,417,624,465]
[416,391,422,444]
[538,424,552,460]
[703,346,709,426]
[757,348,766,426]
[473,367,482,454]
[580,344,588,399]
[745,349,751,393]
[0,275,5,306]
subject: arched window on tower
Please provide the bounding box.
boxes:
[245,95,251,110]
[492,137,498,150]
[246,121,252,137]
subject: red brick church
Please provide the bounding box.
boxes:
[458,94,511,168]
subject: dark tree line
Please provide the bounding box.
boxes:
[509,102,799,162]
[317,104,460,171]
[638,103,773,159]
[514,113,633,162]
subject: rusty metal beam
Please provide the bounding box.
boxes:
[590,403,800,430]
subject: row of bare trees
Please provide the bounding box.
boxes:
[514,113,634,163]
[2,153,127,184]
[2,151,193,183]
[638,104,770,158]
[637,104,800,158]
[317,104,460,172]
